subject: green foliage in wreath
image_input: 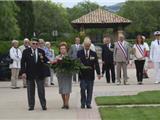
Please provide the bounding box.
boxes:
[50,56,89,74]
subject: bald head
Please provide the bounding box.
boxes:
[83,37,91,50]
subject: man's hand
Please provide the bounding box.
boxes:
[22,73,26,79]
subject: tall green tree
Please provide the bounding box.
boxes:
[0,1,20,40]
[33,0,71,40]
[118,1,159,37]
[15,1,35,39]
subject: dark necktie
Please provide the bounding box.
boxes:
[85,50,89,58]
[158,40,160,45]
[33,50,37,63]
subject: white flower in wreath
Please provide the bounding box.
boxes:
[38,53,44,62]
[90,56,95,60]
[38,53,43,59]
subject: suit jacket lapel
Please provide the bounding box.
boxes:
[29,48,34,59]
[36,49,38,62]
[82,49,85,57]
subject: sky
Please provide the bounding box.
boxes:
[52,0,126,8]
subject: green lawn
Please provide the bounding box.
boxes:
[96,91,160,105]
[99,107,160,120]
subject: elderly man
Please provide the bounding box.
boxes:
[21,38,48,111]
[19,38,30,52]
[68,37,83,82]
[114,34,130,85]
[150,31,160,84]
[19,38,30,88]
[77,37,101,109]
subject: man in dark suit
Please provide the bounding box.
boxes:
[21,38,48,111]
[77,37,101,109]
[102,36,115,83]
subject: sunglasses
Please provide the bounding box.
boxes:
[32,43,38,45]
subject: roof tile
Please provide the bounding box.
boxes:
[71,8,131,24]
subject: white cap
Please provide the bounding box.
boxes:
[142,36,146,40]
[154,31,160,35]
[24,38,29,41]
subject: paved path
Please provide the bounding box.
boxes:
[0,68,160,120]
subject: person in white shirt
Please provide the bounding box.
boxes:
[150,31,160,84]
[142,36,150,78]
[133,35,146,85]
[19,38,30,52]
[9,40,22,89]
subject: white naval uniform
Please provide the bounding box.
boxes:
[150,39,160,83]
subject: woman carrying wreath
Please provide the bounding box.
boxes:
[53,42,72,109]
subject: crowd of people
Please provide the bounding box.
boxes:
[7,31,160,111]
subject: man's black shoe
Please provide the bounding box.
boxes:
[42,106,47,110]
[81,105,85,109]
[28,107,34,111]
[61,105,65,109]
[65,106,69,109]
[51,83,54,85]
[87,105,92,109]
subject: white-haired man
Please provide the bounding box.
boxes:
[114,34,130,85]
[19,38,30,88]
[77,37,101,109]
[19,38,30,52]
[150,31,160,84]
